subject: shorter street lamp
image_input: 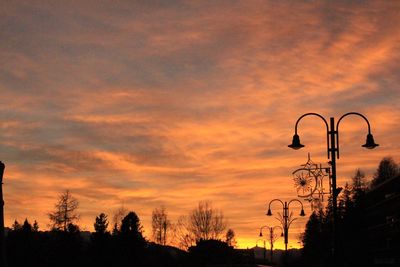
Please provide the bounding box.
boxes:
[259,225,283,263]
[267,199,305,251]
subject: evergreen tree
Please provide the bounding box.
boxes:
[12,219,21,231]
[371,157,399,187]
[120,212,144,238]
[94,213,109,235]
[302,210,331,266]
[352,168,367,191]
[22,218,32,232]
[90,213,111,267]
[301,167,374,267]
[338,183,352,219]
[113,212,146,266]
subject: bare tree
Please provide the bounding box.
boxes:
[48,190,79,231]
[171,201,228,250]
[112,205,128,234]
[152,206,170,245]
[189,201,227,241]
[173,215,196,250]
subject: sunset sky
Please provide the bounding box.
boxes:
[1,1,399,249]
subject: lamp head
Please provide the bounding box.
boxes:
[259,231,263,237]
[288,134,304,150]
[280,232,284,237]
[300,209,305,217]
[362,133,379,149]
[266,209,272,216]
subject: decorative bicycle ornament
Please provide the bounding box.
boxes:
[293,167,317,197]
[292,153,331,210]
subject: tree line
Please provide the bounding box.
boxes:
[6,196,244,267]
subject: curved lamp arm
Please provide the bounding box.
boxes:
[291,113,330,158]
[267,199,284,216]
[259,225,271,237]
[288,199,306,216]
[337,112,372,133]
[336,112,378,158]
[272,225,284,237]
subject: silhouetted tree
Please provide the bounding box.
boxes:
[152,206,170,245]
[32,220,39,232]
[338,183,352,218]
[120,212,143,236]
[174,202,228,250]
[174,215,196,250]
[112,205,127,233]
[302,209,331,266]
[352,168,367,190]
[11,220,21,231]
[22,218,32,232]
[94,213,109,235]
[7,218,43,266]
[90,213,111,267]
[189,201,227,241]
[225,228,237,247]
[48,190,79,231]
[113,211,146,266]
[46,224,84,267]
[301,165,379,267]
[371,157,399,187]
[111,223,119,236]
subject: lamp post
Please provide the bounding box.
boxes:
[266,199,305,251]
[288,112,378,261]
[259,225,283,263]
[0,162,6,267]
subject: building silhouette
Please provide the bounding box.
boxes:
[363,175,400,266]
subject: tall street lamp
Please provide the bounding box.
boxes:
[288,112,378,260]
[259,225,283,263]
[267,199,305,251]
